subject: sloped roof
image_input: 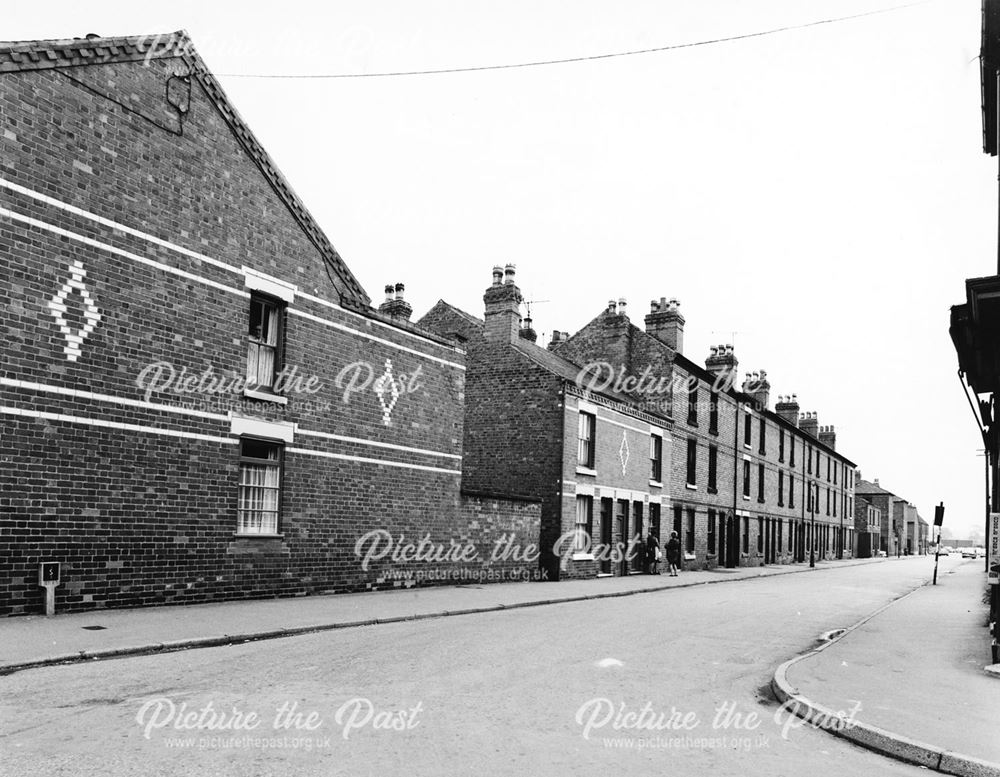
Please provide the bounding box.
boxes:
[427,300,668,422]
[854,478,898,497]
[0,30,370,306]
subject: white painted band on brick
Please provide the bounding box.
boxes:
[0,377,230,421]
[0,176,241,275]
[0,176,464,358]
[0,406,237,444]
[296,290,465,356]
[297,427,461,460]
[574,483,595,497]
[288,308,465,370]
[1,377,460,463]
[0,207,249,298]
[288,446,461,475]
[242,266,296,304]
[0,207,464,371]
[230,415,295,443]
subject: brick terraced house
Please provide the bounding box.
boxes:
[554,299,857,569]
[419,269,673,580]
[0,31,541,615]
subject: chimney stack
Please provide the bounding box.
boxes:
[818,425,836,451]
[741,369,771,410]
[705,343,738,389]
[644,297,684,353]
[483,264,523,343]
[377,281,412,321]
[799,411,819,439]
[548,330,566,351]
[775,394,800,427]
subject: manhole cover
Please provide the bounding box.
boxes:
[81,625,107,631]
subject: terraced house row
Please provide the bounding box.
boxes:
[421,279,858,580]
[1,29,866,615]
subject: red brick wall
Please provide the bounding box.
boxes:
[0,52,539,615]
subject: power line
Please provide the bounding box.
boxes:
[216,1,929,80]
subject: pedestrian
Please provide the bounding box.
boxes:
[665,531,681,577]
[646,528,660,574]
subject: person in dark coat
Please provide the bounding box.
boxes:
[646,529,659,574]
[665,531,681,577]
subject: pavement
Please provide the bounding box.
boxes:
[772,557,1000,777]
[1,553,995,775]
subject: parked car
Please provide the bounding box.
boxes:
[961,547,980,559]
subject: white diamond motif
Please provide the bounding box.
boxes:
[373,358,401,426]
[48,260,101,362]
[619,430,630,476]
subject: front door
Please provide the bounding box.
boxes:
[725,513,739,568]
[616,500,629,576]
[631,501,644,573]
[599,498,613,574]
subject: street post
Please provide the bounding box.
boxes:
[932,502,944,585]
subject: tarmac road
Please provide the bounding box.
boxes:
[1,556,959,777]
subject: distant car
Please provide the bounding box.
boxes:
[961,547,980,559]
[876,550,887,557]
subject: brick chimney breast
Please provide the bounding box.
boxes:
[775,393,800,427]
[705,343,738,389]
[378,282,412,320]
[484,264,523,343]
[644,296,684,353]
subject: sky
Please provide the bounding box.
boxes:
[6,0,996,539]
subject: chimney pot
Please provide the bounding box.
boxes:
[394,282,405,300]
[383,284,394,302]
[503,263,516,285]
[617,298,627,315]
[608,299,617,313]
[492,265,503,286]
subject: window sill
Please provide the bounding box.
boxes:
[683,552,696,561]
[596,573,614,578]
[707,487,718,495]
[649,480,663,488]
[572,553,595,561]
[686,483,697,491]
[742,495,751,501]
[708,428,719,436]
[757,498,765,504]
[243,388,288,405]
[232,533,284,539]
[687,419,698,428]
[743,444,751,450]
[575,466,597,477]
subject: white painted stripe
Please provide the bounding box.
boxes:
[0,176,463,357]
[297,290,464,356]
[0,406,237,444]
[0,176,241,275]
[289,308,465,370]
[1,208,465,371]
[297,427,461,460]
[288,446,461,475]
[2,377,461,461]
[0,377,230,421]
[0,207,249,298]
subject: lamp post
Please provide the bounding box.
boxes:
[809,482,816,568]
